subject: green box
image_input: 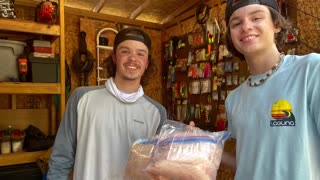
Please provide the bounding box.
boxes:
[28,54,60,83]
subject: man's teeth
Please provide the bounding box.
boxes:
[242,36,256,41]
[127,65,138,69]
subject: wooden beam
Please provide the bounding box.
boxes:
[162,6,196,29]
[0,82,61,94]
[160,0,202,24]
[129,0,151,19]
[65,6,162,30]
[15,0,59,7]
[59,0,66,122]
[92,0,105,13]
[0,151,47,167]
[11,95,16,110]
[0,18,60,36]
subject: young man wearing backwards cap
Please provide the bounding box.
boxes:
[223,0,320,179]
[47,27,167,180]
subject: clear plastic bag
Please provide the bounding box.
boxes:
[124,136,158,180]
[125,120,230,180]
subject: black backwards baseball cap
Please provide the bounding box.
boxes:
[225,0,279,24]
[113,27,151,53]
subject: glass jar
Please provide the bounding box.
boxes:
[0,136,11,154]
[11,136,24,153]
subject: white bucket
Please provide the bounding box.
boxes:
[0,39,26,81]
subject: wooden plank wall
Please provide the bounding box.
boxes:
[294,0,320,54]
[0,109,50,135]
[0,95,53,135]
[0,94,53,135]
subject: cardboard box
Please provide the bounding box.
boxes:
[32,46,52,54]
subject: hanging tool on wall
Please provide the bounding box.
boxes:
[193,2,209,30]
[72,31,95,86]
[196,3,209,25]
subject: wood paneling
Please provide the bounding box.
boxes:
[0,109,50,135]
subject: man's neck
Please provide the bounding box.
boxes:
[245,48,281,75]
[113,77,141,93]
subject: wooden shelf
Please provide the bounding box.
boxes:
[0,0,65,168]
[0,18,60,36]
[0,82,61,94]
[0,151,46,166]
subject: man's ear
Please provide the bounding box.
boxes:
[112,54,116,63]
[274,26,281,33]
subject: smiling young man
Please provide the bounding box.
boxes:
[47,27,167,180]
[223,0,320,180]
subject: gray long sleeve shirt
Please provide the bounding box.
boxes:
[47,85,166,180]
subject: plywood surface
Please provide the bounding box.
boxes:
[0,109,50,135]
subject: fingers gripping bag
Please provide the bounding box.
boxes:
[145,120,230,180]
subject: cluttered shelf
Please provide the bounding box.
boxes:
[0,82,61,94]
[0,18,60,37]
[0,150,46,166]
[0,1,64,172]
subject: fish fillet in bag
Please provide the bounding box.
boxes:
[145,120,230,180]
[124,136,158,179]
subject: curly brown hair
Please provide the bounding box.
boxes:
[225,7,292,60]
[103,53,156,86]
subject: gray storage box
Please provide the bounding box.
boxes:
[0,39,26,81]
